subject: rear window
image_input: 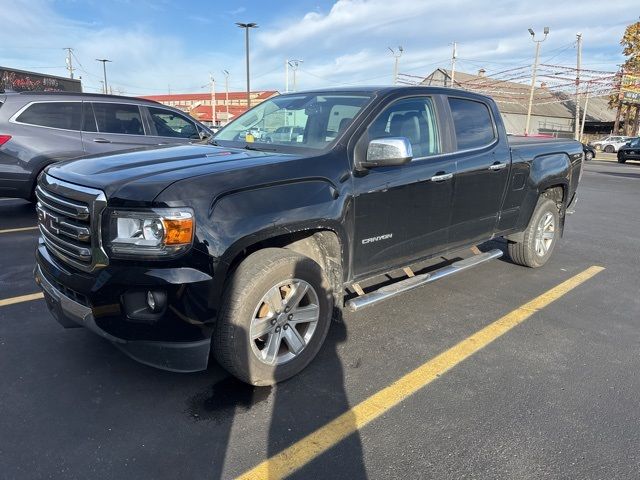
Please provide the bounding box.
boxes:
[448,98,496,150]
[92,103,144,135]
[15,102,82,130]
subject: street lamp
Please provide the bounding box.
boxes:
[287,59,303,92]
[388,46,403,85]
[524,27,549,135]
[95,58,112,94]
[222,70,230,124]
[236,22,258,108]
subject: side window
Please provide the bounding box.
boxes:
[81,102,97,132]
[326,103,361,140]
[92,103,144,135]
[147,107,199,139]
[448,98,496,150]
[15,102,81,130]
[367,97,440,158]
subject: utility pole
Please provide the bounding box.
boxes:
[613,66,623,134]
[209,74,217,127]
[574,33,582,141]
[285,59,289,93]
[450,41,457,87]
[222,70,230,124]
[287,59,303,92]
[64,48,75,79]
[524,27,549,136]
[95,59,112,94]
[236,22,258,108]
[388,46,403,85]
[580,81,590,139]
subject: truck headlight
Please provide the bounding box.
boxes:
[105,208,194,258]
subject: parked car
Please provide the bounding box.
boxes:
[583,143,596,161]
[617,137,640,164]
[263,125,305,143]
[589,135,632,153]
[33,86,583,385]
[0,91,212,200]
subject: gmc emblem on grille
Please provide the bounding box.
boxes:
[37,206,61,235]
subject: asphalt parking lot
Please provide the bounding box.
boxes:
[1,156,639,479]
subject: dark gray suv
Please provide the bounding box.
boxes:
[0,91,212,200]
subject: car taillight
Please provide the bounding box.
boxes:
[0,135,11,146]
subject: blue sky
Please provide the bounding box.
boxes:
[1,0,637,95]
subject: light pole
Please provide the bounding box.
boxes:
[209,74,217,127]
[222,70,230,124]
[288,59,303,92]
[95,58,112,94]
[236,22,258,108]
[388,46,403,85]
[524,27,549,136]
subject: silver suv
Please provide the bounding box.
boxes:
[0,91,212,200]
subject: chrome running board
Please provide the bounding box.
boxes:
[345,249,503,312]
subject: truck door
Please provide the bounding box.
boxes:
[352,96,456,277]
[446,97,511,249]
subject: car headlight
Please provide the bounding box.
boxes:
[105,208,194,258]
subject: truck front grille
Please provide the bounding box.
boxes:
[36,174,108,272]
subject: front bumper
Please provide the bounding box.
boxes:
[34,242,214,372]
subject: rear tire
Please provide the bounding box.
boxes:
[585,151,593,161]
[604,145,615,153]
[213,248,333,385]
[508,196,560,268]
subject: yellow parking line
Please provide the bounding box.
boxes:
[0,292,44,308]
[236,265,605,480]
[0,226,38,234]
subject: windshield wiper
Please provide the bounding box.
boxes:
[241,144,276,152]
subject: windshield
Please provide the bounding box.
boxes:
[213,93,372,151]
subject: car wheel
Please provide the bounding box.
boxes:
[585,151,593,161]
[604,145,615,153]
[213,248,333,385]
[618,156,626,164]
[508,196,560,268]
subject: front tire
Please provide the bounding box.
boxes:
[585,151,593,161]
[213,248,333,385]
[618,156,626,164]
[604,145,615,153]
[508,196,560,268]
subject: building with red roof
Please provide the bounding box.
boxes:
[139,91,279,126]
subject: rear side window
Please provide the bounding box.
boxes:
[15,102,82,130]
[92,103,144,135]
[448,98,496,150]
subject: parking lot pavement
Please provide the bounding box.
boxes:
[1,159,639,479]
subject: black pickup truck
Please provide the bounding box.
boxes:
[33,87,583,384]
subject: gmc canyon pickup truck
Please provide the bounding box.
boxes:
[33,87,583,385]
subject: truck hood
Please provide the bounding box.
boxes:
[46,144,296,202]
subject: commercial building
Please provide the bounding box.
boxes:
[0,66,82,93]
[140,91,279,126]
[421,68,617,138]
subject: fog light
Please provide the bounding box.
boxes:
[122,289,167,323]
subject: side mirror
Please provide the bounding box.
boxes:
[361,137,413,168]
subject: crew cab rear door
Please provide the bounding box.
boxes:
[445,96,511,249]
[351,95,456,277]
